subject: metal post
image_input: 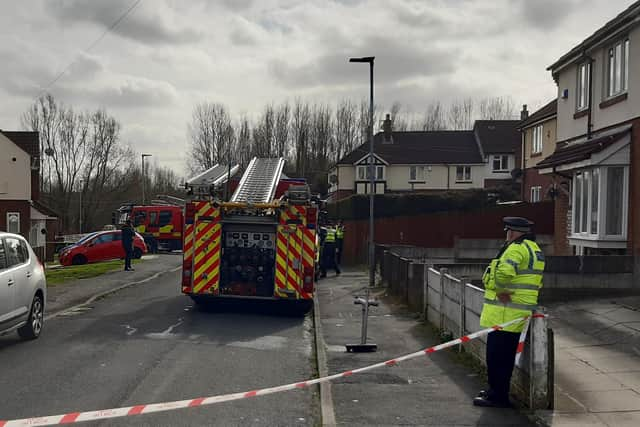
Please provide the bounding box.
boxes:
[439,268,448,331]
[346,56,377,353]
[142,154,145,205]
[459,276,467,353]
[79,180,83,233]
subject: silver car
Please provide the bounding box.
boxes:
[0,232,47,340]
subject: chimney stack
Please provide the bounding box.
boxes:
[382,113,393,143]
[520,104,529,120]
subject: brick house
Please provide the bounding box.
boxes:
[328,116,521,200]
[0,130,58,261]
[518,100,558,203]
[537,1,640,258]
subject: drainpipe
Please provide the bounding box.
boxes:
[446,164,450,189]
[586,53,594,139]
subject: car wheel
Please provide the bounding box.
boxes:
[133,248,143,259]
[18,294,44,340]
[72,254,87,265]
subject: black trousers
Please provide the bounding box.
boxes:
[336,239,343,264]
[486,330,520,403]
[321,242,341,275]
[124,245,133,270]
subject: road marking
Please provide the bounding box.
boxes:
[121,325,138,336]
[227,335,288,351]
[146,319,183,340]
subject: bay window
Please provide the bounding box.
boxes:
[572,166,628,239]
[357,165,384,180]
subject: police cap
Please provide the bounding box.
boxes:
[503,216,534,233]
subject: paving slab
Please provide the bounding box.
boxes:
[573,389,640,412]
[596,410,640,427]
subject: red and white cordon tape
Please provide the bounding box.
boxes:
[0,314,546,427]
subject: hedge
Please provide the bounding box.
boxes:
[327,189,507,220]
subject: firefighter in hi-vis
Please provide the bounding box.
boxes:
[474,217,544,408]
[320,224,341,278]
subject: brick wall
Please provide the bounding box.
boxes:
[0,200,30,238]
[553,191,572,255]
[523,168,555,202]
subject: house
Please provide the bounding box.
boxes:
[328,115,521,199]
[537,1,640,257]
[518,99,558,203]
[0,130,58,261]
[473,119,521,190]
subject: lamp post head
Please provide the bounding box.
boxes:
[349,56,375,63]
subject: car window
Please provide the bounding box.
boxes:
[94,234,114,245]
[77,232,98,244]
[0,239,7,270]
[159,210,172,226]
[149,211,158,226]
[112,232,122,241]
[5,237,28,267]
[134,211,146,226]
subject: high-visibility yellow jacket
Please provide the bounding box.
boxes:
[325,228,336,243]
[479,237,544,332]
[336,226,344,240]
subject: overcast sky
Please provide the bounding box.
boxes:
[1,0,636,176]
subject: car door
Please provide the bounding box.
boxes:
[112,231,125,259]
[103,232,119,259]
[0,238,15,329]
[0,237,30,327]
[84,235,104,262]
[11,238,34,321]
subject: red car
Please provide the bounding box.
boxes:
[59,230,147,266]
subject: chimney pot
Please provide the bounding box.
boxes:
[520,104,529,120]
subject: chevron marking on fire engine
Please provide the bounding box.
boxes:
[0,314,546,426]
[192,205,220,294]
[301,227,315,270]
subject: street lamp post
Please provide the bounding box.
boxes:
[79,178,84,233]
[346,56,377,353]
[141,154,152,204]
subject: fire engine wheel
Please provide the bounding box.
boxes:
[71,254,87,265]
[133,248,143,259]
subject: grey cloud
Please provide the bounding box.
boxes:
[520,0,583,30]
[219,0,255,11]
[47,0,201,45]
[60,77,179,109]
[229,18,264,46]
[268,37,457,89]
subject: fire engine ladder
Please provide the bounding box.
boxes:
[231,157,285,204]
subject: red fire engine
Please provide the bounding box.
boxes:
[181,158,319,313]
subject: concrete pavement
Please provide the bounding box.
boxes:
[537,297,640,427]
[315,269,533,426]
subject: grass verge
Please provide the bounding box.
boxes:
[46,259,142,286]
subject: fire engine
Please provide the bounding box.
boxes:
[181,158,320,313]
[114,196,184,252]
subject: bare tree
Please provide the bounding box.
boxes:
[187,102,235,173]
[478,96,517,120]
[292,99,311,176]
[447,98,475,130]
[274,102,290,158]
[235,115,252,169]
[334,99,358,163]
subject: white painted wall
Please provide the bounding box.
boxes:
[0,133,31,200]
[556,25,640,142]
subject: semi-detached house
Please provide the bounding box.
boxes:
[537,1,640,258]
[328,116,520,199]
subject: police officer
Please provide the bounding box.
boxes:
[121,219,135,272]
[335,220,345,264]
[473,217,544,408]
[320,225,341,277]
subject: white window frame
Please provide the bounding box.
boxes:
[356,165,385,181]
[409,166,426,182]
[6,212,20,234]
[530,186,542,203]
[491,155,509,172]
[606,38,629,98]
[571,166,628,240]
[577,62,590,111]
[455,166,471,183]
[532,125,543,154]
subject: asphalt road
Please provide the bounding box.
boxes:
[0,270,318,426]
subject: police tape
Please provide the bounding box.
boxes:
[0,314,546,427]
